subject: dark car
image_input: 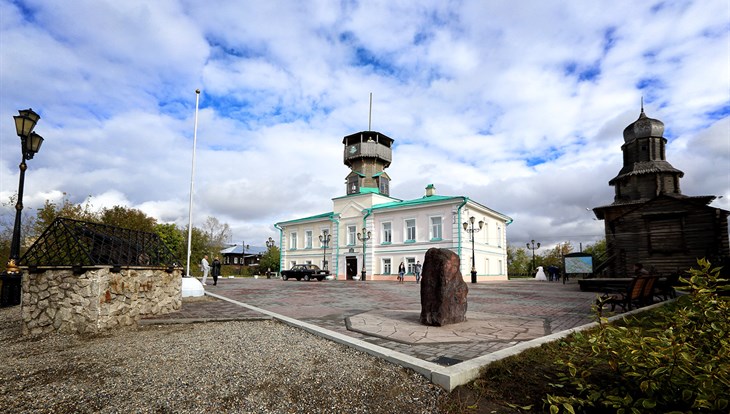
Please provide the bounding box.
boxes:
[281,264,330,281]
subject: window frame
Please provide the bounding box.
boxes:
[430,216,442,241]
[405,218,416,243]
[381,221,392,244]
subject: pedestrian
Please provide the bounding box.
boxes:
[200,255,210,285]
[547,265,558,282]
[534,266,547,281]
[398,262,406,284]
[414,260,422,283]
[211,256,221,286]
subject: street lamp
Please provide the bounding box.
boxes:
[238,241,249,275]
[318,230,331,271]
[462,216,484,283]
[1,108,44,307]
[527,239,541,275]
[265,237,275,249]
[356,227,371,281]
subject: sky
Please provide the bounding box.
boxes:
[1,0,729,253]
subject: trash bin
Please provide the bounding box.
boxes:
[0,273,22,307]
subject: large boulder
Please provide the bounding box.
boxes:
[420,248,468,326]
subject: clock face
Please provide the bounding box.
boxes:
[349,145,357,154]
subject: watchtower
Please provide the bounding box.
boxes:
[342,130,393,196]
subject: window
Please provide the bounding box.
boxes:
[382,258,392,275]
[405,219,416,242]
[290,261,296,268]
[290,232,297,249]
[379,176,389,195]
[406,257,416,273]
[497,225,502,247]
[347,225,357,245]
[498,260,503,275]
[430,216,442,240]
[382,222,392,244]
[305,230,312,249]
[305,260,312,265]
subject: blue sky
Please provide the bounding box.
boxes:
[1,0,728,251]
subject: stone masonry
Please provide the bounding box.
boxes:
[21,267,181,336]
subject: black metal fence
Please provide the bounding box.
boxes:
[21,218,179,271]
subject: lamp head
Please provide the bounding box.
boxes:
[478,220,484,229]
[14,108,40,138]
[462,222,468,231]
[25,132,44,159]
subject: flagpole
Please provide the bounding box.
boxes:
[185,89,201,278]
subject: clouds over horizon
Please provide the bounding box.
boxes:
[1,0,728,250]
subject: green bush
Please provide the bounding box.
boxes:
[546,258,730,413]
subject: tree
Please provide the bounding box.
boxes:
[99,205,157,232]
[507,244,531,277]
[583,239,607,273]
[542,241,574,269]
[260,245,280,273]
[154,223,185,263]
[201,216,232,255]
[33,193,96,236]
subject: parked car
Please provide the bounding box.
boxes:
[281,264,330,281]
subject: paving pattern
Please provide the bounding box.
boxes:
[146,278,602,366]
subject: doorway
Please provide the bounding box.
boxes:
[346,256,358,280]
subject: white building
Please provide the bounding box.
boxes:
[275,130,512,282]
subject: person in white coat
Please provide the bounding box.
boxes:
[534,266,547,281]
[200,255,210,285]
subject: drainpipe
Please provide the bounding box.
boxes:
[274,223,283,276]
[362,207,373,281]
[456,197,468,275]
[328,214,340,280]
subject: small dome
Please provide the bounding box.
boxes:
[623,109,664,142]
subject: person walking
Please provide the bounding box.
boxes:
[398,262,406,284]
[200,255,210,285]
[211,256,221,286]
[414,260,422,283]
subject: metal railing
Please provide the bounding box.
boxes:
[21,218,179,272]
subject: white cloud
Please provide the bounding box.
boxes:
[1,0,727,252]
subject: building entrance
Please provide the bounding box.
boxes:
[346,256,358,280]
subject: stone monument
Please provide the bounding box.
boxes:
[420,247,468,326]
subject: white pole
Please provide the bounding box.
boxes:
[185,89,201,278]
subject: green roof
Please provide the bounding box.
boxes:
[372,195,463,210]
[275,211,333,226]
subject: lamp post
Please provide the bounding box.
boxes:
[238,241,249,275]
[265,237,275,249]
[462,216,484,284]
[527,239,541,275]
[356,227,371,281]
[1,109,44,307]
[318,230,331,271]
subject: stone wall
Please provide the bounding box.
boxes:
[21,267,182,335]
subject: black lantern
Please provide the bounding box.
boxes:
[2,108,44,307]
[356,227,371,281]
[462,216,484,284]
[318,230,331,271]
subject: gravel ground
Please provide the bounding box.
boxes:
[0,305,446,413]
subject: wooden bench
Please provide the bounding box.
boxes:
[597,275,660,312]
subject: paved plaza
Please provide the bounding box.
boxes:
[144,277,601,367]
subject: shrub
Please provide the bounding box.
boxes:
[546,258,730,413]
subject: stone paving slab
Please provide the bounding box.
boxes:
[154,278,601,366]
